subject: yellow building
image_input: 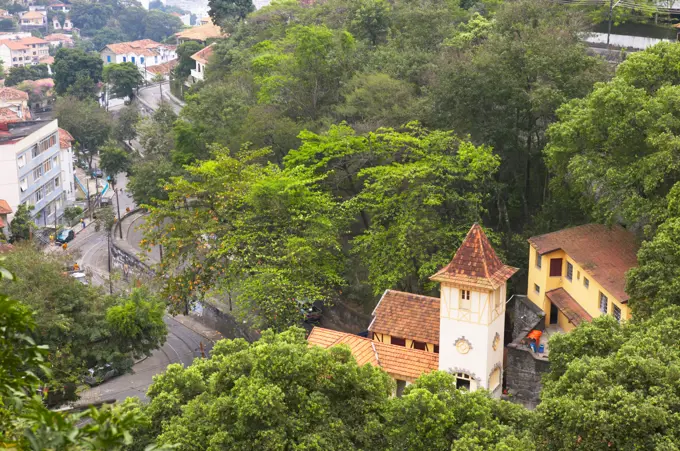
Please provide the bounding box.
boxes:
[526,224,639,331]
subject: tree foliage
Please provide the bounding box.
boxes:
[55,96,112,170]
[9,203,33,243]
[208,0,254,24]
[53,48,103,97]
[104,62,144,100]
[4,64,49,86]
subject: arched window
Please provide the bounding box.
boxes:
[455,372,473,391]
[489,367,501,391]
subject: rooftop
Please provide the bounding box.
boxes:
[44,33,73,41]
[21,11,45,19]
[58,127,73,149]
[190,43,214,64]
[0,107,21,124]
[145,59,177,75]
[0,120,53,143]
[0,199,12,215]
[369,290,440,345]
[307,327,439,382]
[175,22,225,42]
[545,288,592,327]
[0,87,28,101]
[528,223,639,302]
[431,223,518,289]
[104,39,167,56]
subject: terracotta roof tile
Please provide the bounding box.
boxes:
[0,87,28,101]
[431,223,518,289]
[308,327,439,382]
[190,43,214,64]
[0,107,21,124]
[529,224,638,302]
[145,59,177,75]
[21,11,45,19]
[17,36,47,45]
[105,39,165,56]
[0,40,28,50]
[545,288,592,326]
[58,128,73,149]
[369,290,440,345]
[0,199,12,215]
[175,23,226,41]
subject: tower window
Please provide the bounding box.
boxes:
[489,367,501,391]
[455,372,473,391]
[459,290,471,310]
[535,250,542,269]
[599,292,608,314]
[613,304,622,322]
[412,341,426,351]
[566,262,573,281]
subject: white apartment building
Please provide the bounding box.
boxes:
[58,128,75,203]
[0,36,50,68]
[101,39,177,71]
[0,120,72,226]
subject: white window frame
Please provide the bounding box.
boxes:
[459,290,471,310]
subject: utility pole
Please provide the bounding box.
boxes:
[115,187,122,239]
[607,0,622,47]
[107,232,113,294]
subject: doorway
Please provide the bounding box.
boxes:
[549,302,559,325]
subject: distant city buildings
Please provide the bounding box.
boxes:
[0,36,49,68]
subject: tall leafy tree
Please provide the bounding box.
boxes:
[174,41,204,80]
[143,10,183,42]
[104,62,144,100]
[432,0,606,232]
[53,48,103,96]
[100,141,132,185]
[69,0,114,32]
[4,64,49,86]
[208,0,254,24]
[9,203,33,243]
[114,104,141,144]
[545,42,680,234]
[55,96,112,170]
[538,308,680,449]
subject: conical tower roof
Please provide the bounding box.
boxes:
[430,223,518,289]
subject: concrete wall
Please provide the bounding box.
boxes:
[110,208,155,277]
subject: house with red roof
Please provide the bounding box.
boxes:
[309,224,518,397]
[189,43,214,83]
[0,199,12,238]
[101,39,177,72]
[0,36,49,68]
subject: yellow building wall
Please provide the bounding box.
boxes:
[526,244,632,328]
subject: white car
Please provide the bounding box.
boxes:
[70,272,88,285]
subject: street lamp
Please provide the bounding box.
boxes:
[607,0,623,47]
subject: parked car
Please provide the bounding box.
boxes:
[70,272,88,285]
[298,300,322,323]
[55,229,75,244]
[92,168,103,178]
[83,364,117,386]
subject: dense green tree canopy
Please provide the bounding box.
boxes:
[0,245,167,387]
[104,62,144,100]
[4,64,49,87]
[208,0,254,24]
[53,48,103,96]
[55,96,112,170]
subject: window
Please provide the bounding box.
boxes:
[396,380,407,397]
[17,154,25,168]
[31,145,39,158]
[613,304,622,322]
[45,180,54,194]
[459,289,471,310]
[35,186,43,202]
[35,133,57,155]
[549,258,562,277]
[107,55,111,62]
[488,367,501,391]
[33,166,43,180]
[131,56,135,63]
[19,177,27,192]
[391,337,406,347]
[455,372,472,391]
[433,345,439,353]
[534,283,540,294]
[140,56,144,64]
[197,63,201,73]
[584,277,589,288]
[535,250,542,269]
[412,341,427,351]
[577,270,580,280]
[599,292,608,314]
[123,56,126,62]
[42,159,52,173]
[52,155,58,167]
[155,55,158,63]
[566,262,573,281]
[494,289,501,309]
[54,176,59,187]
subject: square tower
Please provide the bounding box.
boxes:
[430,224,517,396]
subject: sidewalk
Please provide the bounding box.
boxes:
[170,313,224,344]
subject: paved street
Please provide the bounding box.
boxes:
[60,171,220,405]
[137,81,184,115]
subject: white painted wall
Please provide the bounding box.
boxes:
[438,283,506,397]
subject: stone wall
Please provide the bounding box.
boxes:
[110,208,155,278]
[504,295,549,408]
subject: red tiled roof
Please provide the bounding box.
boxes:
[105,39,165,56]
[545,288,593,327]
[431,223,518,289]
[0,199,11,215]
[17,36,47,45]
[308,327,439,382]
[58,128,73,149]
[369,290,440,345]
[0,107,21,124]
[0,40,28,50]
[0,87,28,101]
[21,11,45,19]
[145,59,177,75]
[529,224,639,302]
[190,43,214,64]
[44,33,73,42]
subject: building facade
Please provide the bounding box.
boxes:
[19,10,46,30]
[58,128,75,203]
[309,224,517,397]
[0,36,50,67]
[101,39,177,71]
[526,224,639,331]
[189,43,213,82]
[0,120,70,226]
